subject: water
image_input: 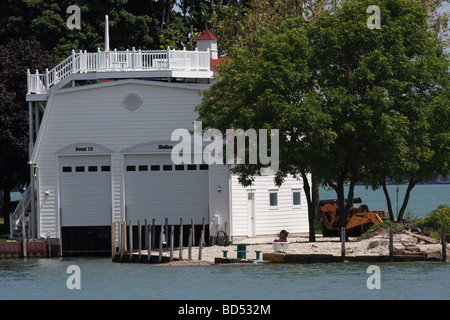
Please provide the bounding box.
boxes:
[0,257,448,300]
[320,184,450,219]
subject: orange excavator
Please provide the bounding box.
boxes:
[320,197,385,237]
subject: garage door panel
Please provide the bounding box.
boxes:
[125,154,209,224]
[60,156,111,227]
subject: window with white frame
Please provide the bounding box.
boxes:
[293,190,301,207]
[269,190,278,208]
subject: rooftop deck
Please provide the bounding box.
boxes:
[27,47,213,100]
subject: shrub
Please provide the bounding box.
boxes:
[417,205,450,241]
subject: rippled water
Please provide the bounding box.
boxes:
[0,258,448,300]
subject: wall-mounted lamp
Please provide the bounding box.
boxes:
[217,186,222,192]
[45,189,49,196]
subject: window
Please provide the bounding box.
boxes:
[269,191,278,207]
[150,165,160,171]
[175,165,184,171]
[138,165,148,171]
[187,164,196,170]
[163,165,172,171]
[199,164,209,170]
[75,166,85,172]
[101,166,110,172]
[88,166,98,172]
[126,165,136,172]
[62,166,72,173]
[293,190,301,206]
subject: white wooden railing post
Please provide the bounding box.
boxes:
[45,68,49,90]
[167,46,170,69]
[183,47,187,71]
[71,50,76,73]
[195,47,199,71]
[26,69,30,94]
[97,48,101,70]
[132,47,136,69]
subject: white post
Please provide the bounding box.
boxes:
[195,47,199,71]
[45,68,49,90]
[132,47,136,69]
[167,46,170,69]
[26,69,30,94]
[71,50,76,72]
[183,46,187,71]
[97,48,101,70]
[105,15,110,52]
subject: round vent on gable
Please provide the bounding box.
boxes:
[122,93,143,111]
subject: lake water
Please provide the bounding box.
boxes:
[320,184,450,219]
[0,257,448,300]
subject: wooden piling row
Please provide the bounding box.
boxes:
[112,217,208,264]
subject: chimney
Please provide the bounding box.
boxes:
[196,29,218,60]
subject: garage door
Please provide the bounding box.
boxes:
[59,155,112,226]
[125,154,209,225]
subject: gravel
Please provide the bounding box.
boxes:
[145,233,448,266]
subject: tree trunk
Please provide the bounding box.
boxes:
[301,171,316,242]
[381,179,395,221]
[397,176,416,223]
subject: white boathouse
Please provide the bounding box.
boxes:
[11,27,309,255]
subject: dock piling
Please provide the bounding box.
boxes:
[128,221,133,261]
[198,229,204,260]
[442,227,447,261]
[340,227,345,260]
[188,228,192,260]
[179,217,184,260]
[170,225,174,262]
[159,225,163,263]
[389,228,394,261]
[22,219,27,258]
[147,224,152,262]
[138,220,142,261]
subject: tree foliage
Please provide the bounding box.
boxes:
[197,0,450,236]
[0,38,51,229]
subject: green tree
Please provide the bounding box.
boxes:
[0,38,51,231]
[196,17,335,241]
[309,0,449,226]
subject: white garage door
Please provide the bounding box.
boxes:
[59,155,112,226]
[125,154,209,225]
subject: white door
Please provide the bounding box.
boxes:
[124,154,209,225]
[59,155,111,226]
[247,192,255,237]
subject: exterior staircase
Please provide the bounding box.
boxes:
[9,185,34,240]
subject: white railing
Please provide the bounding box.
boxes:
[9,185,32,239]
[27,47,211,94]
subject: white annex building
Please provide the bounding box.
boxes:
[11,26,309,255]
